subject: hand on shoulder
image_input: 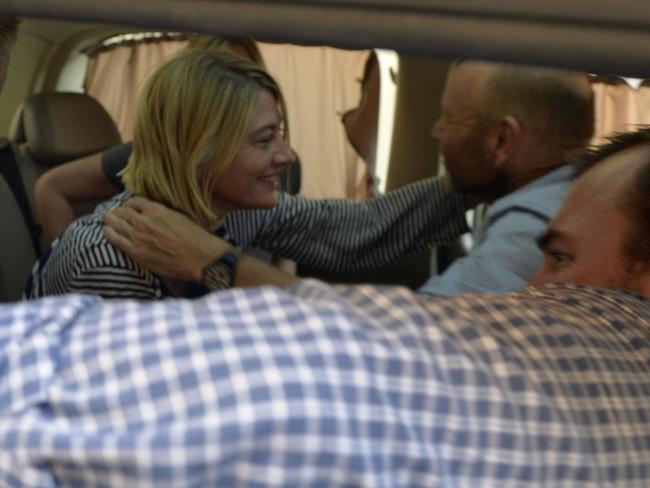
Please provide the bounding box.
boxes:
[103,196,229,283]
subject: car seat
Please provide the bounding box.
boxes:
[9,92,122,219]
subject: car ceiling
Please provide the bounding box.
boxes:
[2,0,650,78]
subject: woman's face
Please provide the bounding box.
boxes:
[211,89,294,214]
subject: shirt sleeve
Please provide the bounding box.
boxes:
[418,208,548,296]
[223,177,469,274]
[68,244,163,300]
[100,142,133,192]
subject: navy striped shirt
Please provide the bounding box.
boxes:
[26,178,468,299]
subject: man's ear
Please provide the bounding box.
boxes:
[488,116,523,169]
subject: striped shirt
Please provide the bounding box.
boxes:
[3,282,650,486]
[25,178,468,299]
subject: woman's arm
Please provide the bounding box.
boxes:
[35,152,121,248]
[102,197,299,290]
[102,176,469,288]
[224,177,469,274]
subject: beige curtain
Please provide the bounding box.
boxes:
[85,40,188,140]
[592,77,650,145]
[258,43,371,199]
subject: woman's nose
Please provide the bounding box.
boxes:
[274,141,295,166]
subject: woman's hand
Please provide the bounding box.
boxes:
[103,196,229,283]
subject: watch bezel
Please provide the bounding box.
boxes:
[201,247,242,291]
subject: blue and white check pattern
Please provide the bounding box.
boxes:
[1,281,650,486]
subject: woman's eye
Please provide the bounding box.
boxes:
[257,134,275,145]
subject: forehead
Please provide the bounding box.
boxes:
[583,143,650,193]
[247,89,280,129]
[442,62,491,110]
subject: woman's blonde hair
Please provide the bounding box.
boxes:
[121,49,287,229]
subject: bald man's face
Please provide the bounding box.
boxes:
[431,63,506,200]
[529,144,650,294]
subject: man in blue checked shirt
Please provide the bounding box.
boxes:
[4,124,650,485]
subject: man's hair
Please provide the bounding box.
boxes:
[0,17,20,89]
[121,49,286,229]
[0,17,19,45]
[477,62,595,156]
[571,127,650,265]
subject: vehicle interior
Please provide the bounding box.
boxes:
[0,0,648,301]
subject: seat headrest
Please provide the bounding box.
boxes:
[21,92,122,167]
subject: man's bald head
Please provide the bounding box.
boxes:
[434,60,595,200]
[461,60,595,157]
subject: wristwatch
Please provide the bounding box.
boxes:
[201,247,242,291]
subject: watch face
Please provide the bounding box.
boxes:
[204,265,232,291]
[202,249,240,291]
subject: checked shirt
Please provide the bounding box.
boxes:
[1,281,650,486]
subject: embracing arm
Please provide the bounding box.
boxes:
[224,177,469,274]
[103,198,298,290]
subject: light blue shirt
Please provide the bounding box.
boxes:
[419,165,575,296]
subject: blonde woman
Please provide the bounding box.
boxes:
[33,36,281,249]
[26,49,294,299]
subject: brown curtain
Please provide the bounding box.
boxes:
[592,76,650,145]
[85,39,188,140]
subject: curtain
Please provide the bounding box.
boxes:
[257,43,371,199]
[85,40,188,140]
[592,77,650,145]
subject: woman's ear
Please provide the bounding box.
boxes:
[489,115,523,169]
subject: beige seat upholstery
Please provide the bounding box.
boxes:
[11,91,122,215]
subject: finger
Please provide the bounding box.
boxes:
[103,211,136,236]
[123,195,162,214]
[111,206,141,222]
[106,207,149,233]
[103,224,134,252]
[122,196,148,213]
